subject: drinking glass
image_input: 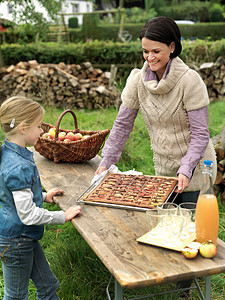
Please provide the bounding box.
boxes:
[179,202,196,233]
[178,209,192,240]
[146,210,167,239]
[163,214,185,247]
[157,203,178,215]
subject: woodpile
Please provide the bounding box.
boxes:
[197,56,225,102]
[212,125,225,207]
[0,60,121,109]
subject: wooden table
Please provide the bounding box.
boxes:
[31,148,225,300]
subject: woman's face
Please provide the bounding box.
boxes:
[142,37,175,80]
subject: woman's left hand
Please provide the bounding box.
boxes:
[175,174,190,193]
[45,188,65,203]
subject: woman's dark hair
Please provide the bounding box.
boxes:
[139,16,182,58]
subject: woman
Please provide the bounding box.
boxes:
[96,16,217,296]
[96,16,216,205]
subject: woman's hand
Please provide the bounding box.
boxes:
[45,188,65,204]
[95,166,107,175]
[175,174,190,193]
[65,205,81,222]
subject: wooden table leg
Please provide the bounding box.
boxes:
[205,276,211,300]
[115,279,124,300]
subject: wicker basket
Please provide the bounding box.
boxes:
[34,109,110,163]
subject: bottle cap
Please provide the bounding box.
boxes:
[204,160,213,167]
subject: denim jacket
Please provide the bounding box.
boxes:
[0,140,44,240]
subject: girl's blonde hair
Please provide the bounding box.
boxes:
[0,96,45,137]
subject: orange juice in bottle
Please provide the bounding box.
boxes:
[195,160,219,245]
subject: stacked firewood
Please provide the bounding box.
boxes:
[0,60,120,109]
[212,125,225,207]
[197,56,225,102]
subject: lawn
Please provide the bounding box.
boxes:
[0,100,225,299]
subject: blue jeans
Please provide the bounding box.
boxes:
[0,237,60,300]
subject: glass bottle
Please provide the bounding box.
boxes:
[195,160,219,245]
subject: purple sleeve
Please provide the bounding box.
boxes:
[100,103,138,169]
[177,106,210,179]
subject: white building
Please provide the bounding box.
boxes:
[62,0,93,25]
[0,0,93,26]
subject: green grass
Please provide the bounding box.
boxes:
[0,101,225,299]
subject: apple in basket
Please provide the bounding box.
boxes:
[73,133,83,141]
[42,133,53,140]
[58,131,66,141]
[65,132,75,141]
[83,134,90,139]
[48,128,56,138]
[64,138,71,143]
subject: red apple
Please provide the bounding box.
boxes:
[199,240,217,259]
[181,247,198,259]
[64,138,71,143]
[65,132,75,141]
[42,133,53,140]
[73,133,83,141]
[58,131,66,141]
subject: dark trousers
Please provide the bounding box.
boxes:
[171,190,200,205]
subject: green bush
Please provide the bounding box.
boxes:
[178,23,225,41]
[79,22,224,42]
[180,39,225,63]
[121,7,157,23]
[82,14,99,41]
[209,4,225,22]
[68,17,79,29]
[1,21,224,45]
[159,1,210,22]
[1,39,224,67]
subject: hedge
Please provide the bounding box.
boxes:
[1,40,225,67]
[83,22,225,42]
[1,22,225,44]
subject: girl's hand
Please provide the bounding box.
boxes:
[45,188,65,203]
[175,174,190,193]
[65,205,81,221]
[95,166,107,175]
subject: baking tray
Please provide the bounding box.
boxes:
[76,172,178,211]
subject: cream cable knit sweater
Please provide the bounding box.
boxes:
[121,57,216,192]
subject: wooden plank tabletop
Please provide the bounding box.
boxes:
[31,147,225,290]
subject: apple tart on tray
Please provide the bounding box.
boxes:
[78,172,178,211]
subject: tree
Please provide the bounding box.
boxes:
[0,0,65,67]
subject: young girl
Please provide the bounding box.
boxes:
[0,96,81,300]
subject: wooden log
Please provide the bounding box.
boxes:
[211,125,225,154]
[0,61,120,109]
[215,170,223,185]
[218,158,225,172]
[222,172,225,186]
[213,183,224,198]
[214,147,225,162]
